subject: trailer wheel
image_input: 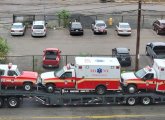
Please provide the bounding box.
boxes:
[127,97,136,106]
[96,86,106,95]
[0,98,4,108]
[46,84,55,93]
[141,97,152,105]
[7,97,20,108]
[127,84,137,94]
[23,82,32,91]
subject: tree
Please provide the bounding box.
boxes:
[57,10,70,28]
[0,37,9,63]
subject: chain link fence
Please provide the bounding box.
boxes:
[13,11,164,29]
[1,55,154,73]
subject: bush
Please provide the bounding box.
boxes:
[0,37,9,63]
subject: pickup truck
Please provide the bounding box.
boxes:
[42,48,61,68]
[146,42,165,59]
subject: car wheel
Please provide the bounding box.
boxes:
[152,25,155,30]
[127,84,137,94]
[156,29,160,35]
[7,97,20,108]
[141,97,152,105]
[46,84,55,93]
[127,97,136,106]
[0,98,4,108]
[23,82,33,91]
[96,86,106,95]
[145,49,149,56]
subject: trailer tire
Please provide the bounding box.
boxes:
[127,97,136,106]
[0,98,4,108]
[7,97,20,108]
[127,84,137,94]
[96,86,106,95]
[141,97,152,105]
[46,84,55,93]
[23,82,33,91]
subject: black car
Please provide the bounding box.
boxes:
[69,22,84,35]
[112,48,131,67]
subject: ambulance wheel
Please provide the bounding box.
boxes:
[23,82,33,91]
[7,97,20,108]
[46,84,55,93]
[141,97,152,105]
[127,84,137,94]
[96,86,106,95]
[0,98,4,108]
[127,97,136,106]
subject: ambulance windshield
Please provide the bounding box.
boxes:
[135,68,146,78]
[55,68,65,77]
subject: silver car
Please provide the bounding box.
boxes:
[11,22,25,36]
[116,22,131,36]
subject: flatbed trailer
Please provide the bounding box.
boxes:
[1,88,165,108]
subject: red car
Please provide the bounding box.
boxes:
[153,19,165,35]
[43,48,61,68]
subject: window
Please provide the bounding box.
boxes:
[0,70,5,76]
[7,70,18,76]
[61,72,72,78]
[144,73,154,80]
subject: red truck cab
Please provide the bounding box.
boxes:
[0,63,38,91]
[42,48,61,68]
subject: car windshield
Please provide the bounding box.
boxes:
[55,68,65,77]
[120,24,130,28]
[134,68,146,78]
[12,24,23,28]
[96,23,105,27]
[72,23,82,28]
[33,25,44,29]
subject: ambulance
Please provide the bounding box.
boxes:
[40,57,121,94]
[121,59,165,93]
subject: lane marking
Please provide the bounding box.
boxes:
[32,114,163,119]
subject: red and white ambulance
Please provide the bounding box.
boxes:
[0,63,38,91]
[40,57,121,94]
[121,59,165,93]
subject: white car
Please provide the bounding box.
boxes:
[31,21,47,37]
[92,20,107,34]
[11,22,25,36]
[116,22,131,35]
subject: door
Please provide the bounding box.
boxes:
[143,73,156,91]
[6,70,18,86]
[59,72,75,88]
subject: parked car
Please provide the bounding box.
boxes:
[91,20,107,34]
[152,19,165,35]
[69,21,83,35]
[31,21,47,37]
[43,48,61,68]
[11,22,26,36]
[116,22,131,35]
[112,47,131,67]
[146,42,165,59]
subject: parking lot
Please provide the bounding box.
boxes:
[0,27,164,72]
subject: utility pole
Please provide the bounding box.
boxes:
[135,0,142,71]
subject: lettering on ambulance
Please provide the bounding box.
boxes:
[90,68,109,76]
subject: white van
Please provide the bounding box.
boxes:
[31,21,47,37]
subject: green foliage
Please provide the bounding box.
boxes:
[0,37,9,57]
[57,10,70,28]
